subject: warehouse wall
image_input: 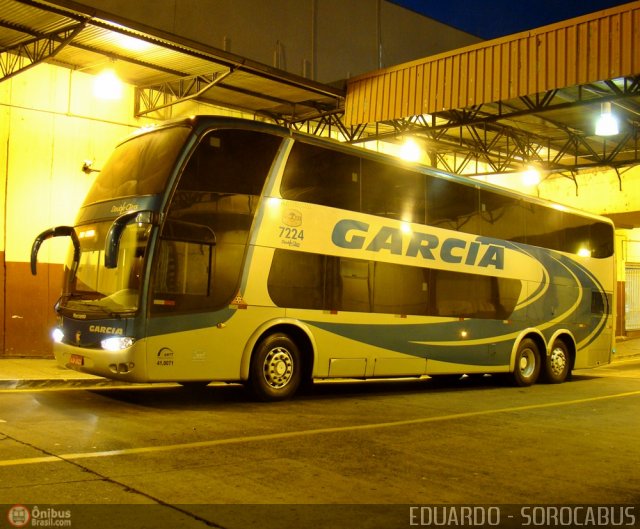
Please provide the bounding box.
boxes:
[0,64,139,355]
[0,61,257,357]
[51,0,481,84]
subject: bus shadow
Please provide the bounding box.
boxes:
[302,373,514,400]
[87,371,599,410]
[298,370,598,401]
[87,372,550,409]
[89,382,251,409]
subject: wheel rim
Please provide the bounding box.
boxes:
[519,348,536,378]
[549,346,567,377]
[262,346,294,389]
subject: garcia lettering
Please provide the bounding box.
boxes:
[89,325,124,335]
[331,219,504,270]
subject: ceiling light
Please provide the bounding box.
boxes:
[93,67,123,100]
[399,138,421,162]
[595,102,619,136]
[522,166,541,186]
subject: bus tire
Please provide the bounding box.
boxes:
[511,338,541,387]
[249,333,301,401]
[542,339,570,384]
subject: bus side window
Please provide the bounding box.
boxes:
[153,239,178,294]
[496,277,521,319]
[589,222,614,258]
[422,256,523,319]
[480,190,525,242]
[591,290,606,314]
[525,204,565,252]
[564,217,614,258]
[434,270,471,317]
[267,250,325,310]
[361,160,426,224]
[281,142,361,212]
[372,261,429,315]
[339,258,371,312]
[426,176,480,235]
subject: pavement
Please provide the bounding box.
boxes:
[0,357,139,390]
[1,338,639,390]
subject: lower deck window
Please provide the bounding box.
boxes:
[267,249,520,319]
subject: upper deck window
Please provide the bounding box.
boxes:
[281,141,360,211]
[280,139,613,259]
[83,125,191,206]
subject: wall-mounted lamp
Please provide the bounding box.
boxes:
[81,160,100,174]
[595,102,619,136]
[93,67,123,100]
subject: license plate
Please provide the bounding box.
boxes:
[69,354,84,366]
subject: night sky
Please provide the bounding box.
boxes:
[392,0,630,39]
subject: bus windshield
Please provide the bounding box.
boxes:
[59,220,152,315]
[82,125,191,206]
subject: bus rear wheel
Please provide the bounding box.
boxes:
[511,338,541,387]
[542,339,570,383]
[249,333,301,401]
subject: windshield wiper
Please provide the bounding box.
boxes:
[57,296,121,318]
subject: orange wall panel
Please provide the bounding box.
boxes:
[0,252,4,354]
[3,262,63,357]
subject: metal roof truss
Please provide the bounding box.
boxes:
[304,76,639,181]
[0,0,344,122]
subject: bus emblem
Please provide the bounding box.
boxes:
[110,202,139,215]
[282,209,302,227]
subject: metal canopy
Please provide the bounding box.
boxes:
[0,0,345,121]
[343,1,640,185]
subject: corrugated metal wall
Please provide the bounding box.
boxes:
[345,1,640,126]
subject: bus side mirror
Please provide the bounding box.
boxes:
[31,226,80,278]
[105,211,157,269]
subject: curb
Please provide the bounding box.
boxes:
[0,378,162,391]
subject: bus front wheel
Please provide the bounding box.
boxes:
[249,333,301,401]
[542,339,570,383]
[511,338,541,387]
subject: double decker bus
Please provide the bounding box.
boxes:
[31,116,615,400]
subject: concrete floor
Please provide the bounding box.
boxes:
[1,356,639,528]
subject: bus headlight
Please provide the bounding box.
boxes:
[101,336,135,351]
[52,328,64,343]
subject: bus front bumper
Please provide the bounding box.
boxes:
[54,341,147,382]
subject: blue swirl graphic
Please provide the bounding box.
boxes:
[305,241,610,368]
